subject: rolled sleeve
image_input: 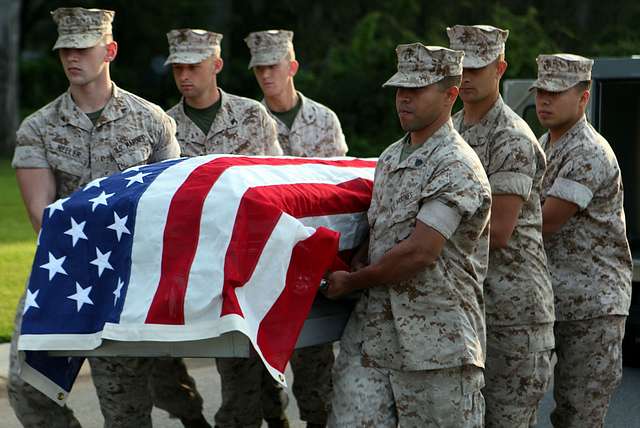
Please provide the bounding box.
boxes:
[489,171,533,200]
[547,177,593,209]
[417,199,462,239]
[12,120,49,169]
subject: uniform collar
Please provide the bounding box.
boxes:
[387,119,455,172]
[455,95,504,146]
[541,115,587,151]
[263,91,315,130]
[60,82,127,131]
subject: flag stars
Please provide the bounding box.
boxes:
[23,289,40,314]
[113,278,124,305]
[84,176,107,191]
[124,172,151,187]
[64,217,88,247]
[67,282,94,312]
[90,247,114,277]
[47,197,69,218]
[88,191,115,212]
[107,212,130,241]
[40,252,67,281]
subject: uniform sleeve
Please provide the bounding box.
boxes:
[12,116,49,169]
[487,130,536,200]
[418,161,487,239]
[150,112,181,162]
[261,110,283,156]
[328,111,348,156]
[546,148,605,209]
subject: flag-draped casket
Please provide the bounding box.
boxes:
[17,155,376,404]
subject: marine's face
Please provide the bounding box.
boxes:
[58,44,110,87]
[172,56,219,100]
[396,84,450,132]
[535,86,587,130]
[253,59,294,98]
[459,60,502,104]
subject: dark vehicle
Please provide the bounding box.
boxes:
[503,57,640,364]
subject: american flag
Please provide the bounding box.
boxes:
[17,155,375,404]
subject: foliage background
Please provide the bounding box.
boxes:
[17,0,640,157]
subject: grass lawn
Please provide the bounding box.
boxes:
[0,158,36,342]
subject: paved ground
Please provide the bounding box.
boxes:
[1,343,639,427]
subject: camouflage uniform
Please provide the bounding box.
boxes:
[449,25,555,427]
[213,29,349,428]
[265,92,347,158]
[158,28,284,428]
[9,9,181,428]
[260,91,347,425]
[329,44,491,427]
[534,54,632,428]
[10,49,180,428]
[167,90,281,157]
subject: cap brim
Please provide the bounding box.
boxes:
[52,33,102,50]
[529,77,580,92]
[164,52,211,66]
[247,53,287,69]
[382,71,442,88]
[462,54,495,69]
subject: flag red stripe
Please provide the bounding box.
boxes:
[220,178,373,318]
[257,226,340,372]
[146,157,374,325]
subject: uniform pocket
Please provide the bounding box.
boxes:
[110,135,152,171]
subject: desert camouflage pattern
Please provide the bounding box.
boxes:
[167,89,282,157]
[541,116,632,321]
[265,92,348,157]
[245,30,294,68]
[531,53,593,92]
[383,43,464,88]
[8,293,82,428]
[51,7,114,50]
[483,323,554,428]
[551,316,626,428]
[447,24,509,68]
[453,96,554,326]
[454,96,555,427]
[148,358,205,422]
[10,84,181,427]
[165,28,222,65]
[215,356,287,428]
[353,119,491,372]
[12,83,180,198]
[329,312,484,427]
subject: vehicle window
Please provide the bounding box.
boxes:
[597,79,640,250]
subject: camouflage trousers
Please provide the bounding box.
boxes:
[550,316,626,428]
[328,338,485,427]
[9,291,203,428]
[483,323,554,428]
[214,343,334,428]
[148,357,205,420]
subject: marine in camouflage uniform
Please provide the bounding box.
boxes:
[325,44,491,427]
[448,25,555,427]
[9,8,181,428]
[153,28,283,428]
[244,29,348,428]
[534,54,632,428]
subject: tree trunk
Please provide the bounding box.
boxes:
[0,0,21,156]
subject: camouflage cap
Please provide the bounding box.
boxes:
[244,30,294,68]
[383,43,464,88]
[51,7,114,51]
[164,29,223,66]
[531,53,593,92]
[447,24,509,68]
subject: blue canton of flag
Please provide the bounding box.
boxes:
[19,158,186,403]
